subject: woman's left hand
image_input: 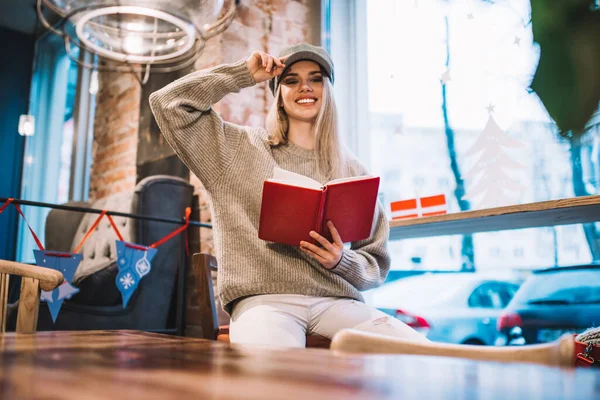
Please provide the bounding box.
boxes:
[300,221,344,270]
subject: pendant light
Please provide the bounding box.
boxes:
[37,0,237,82]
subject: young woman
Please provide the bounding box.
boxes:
[150,43,428,347]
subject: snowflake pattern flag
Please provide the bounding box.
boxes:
[115,241,158,308]
[34,250,82,323]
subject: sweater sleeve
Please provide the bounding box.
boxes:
[149,59,256,188]
[330,197,391,291]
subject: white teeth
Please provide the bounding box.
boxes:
[296,98,316,104]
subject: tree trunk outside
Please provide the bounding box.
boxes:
[535,150,559,266]
[569,134,600,259]
[442,16,475,272]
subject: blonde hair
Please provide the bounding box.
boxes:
[266,78,350,179]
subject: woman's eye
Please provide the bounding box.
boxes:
[311,77,323,83]
[283,80,298,85]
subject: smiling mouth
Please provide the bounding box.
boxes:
[296,98,317,105]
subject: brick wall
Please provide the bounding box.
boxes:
[88,72,140,202]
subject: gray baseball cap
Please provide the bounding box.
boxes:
[269,43,335,96]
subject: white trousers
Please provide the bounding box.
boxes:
[229,294,429,348]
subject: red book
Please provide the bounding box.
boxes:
[258,168,380,246]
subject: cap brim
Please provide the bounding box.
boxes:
[270,51,333,96]
[281,51,332,79]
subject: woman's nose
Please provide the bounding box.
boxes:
[300,80,313,92]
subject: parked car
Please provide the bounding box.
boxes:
[363,273,521,345]
[496,265,600,346]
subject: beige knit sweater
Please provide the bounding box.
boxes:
[149,59,391,314]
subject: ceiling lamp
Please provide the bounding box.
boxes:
[37,0,237,82]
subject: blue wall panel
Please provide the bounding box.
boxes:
[0,27,35,260]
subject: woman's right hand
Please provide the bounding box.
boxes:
[246,51,286,83]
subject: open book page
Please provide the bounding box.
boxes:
[321,175,380,243]
[268,167,322,190]
[326,175,375,186]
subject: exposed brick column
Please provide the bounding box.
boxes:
[88,72,140,202]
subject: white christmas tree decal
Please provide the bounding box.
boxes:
[463,111,526,209]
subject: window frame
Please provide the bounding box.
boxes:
[16,32,96,262]
[326,0,370,165]
[69,50,96,202]
[326,0,600,245]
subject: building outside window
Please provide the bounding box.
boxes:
[328,0,600,272]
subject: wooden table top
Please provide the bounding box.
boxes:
[0,330,598,400]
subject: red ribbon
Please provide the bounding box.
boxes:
[124,243,149,251]
[14,204,45,251]
[106,214,124,242]
[44,252,73,258]
[124,207,192,255]
[2,199,191,256]
[72,211,126,255]
[0,198,14,215]
[2,199,71,258]
[97,208,191,254]
[73,210,108,254]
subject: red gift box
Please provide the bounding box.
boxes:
[391,194,447,220]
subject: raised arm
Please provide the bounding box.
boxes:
[149,60,254,188]
[149,51,285,188]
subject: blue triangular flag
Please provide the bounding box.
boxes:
[34,250,82,323]
[115,241,157,308]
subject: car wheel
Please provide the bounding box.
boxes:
[462,338,484,345]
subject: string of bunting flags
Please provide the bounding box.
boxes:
[0,198,191,322]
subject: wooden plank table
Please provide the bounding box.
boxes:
[0,330,598,400]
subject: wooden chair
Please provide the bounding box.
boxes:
[193,253,331,348]
[330,328,579,367]
[0,259,64,333]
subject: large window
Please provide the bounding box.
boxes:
[329,0,600,272]
[17,34,96,263]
